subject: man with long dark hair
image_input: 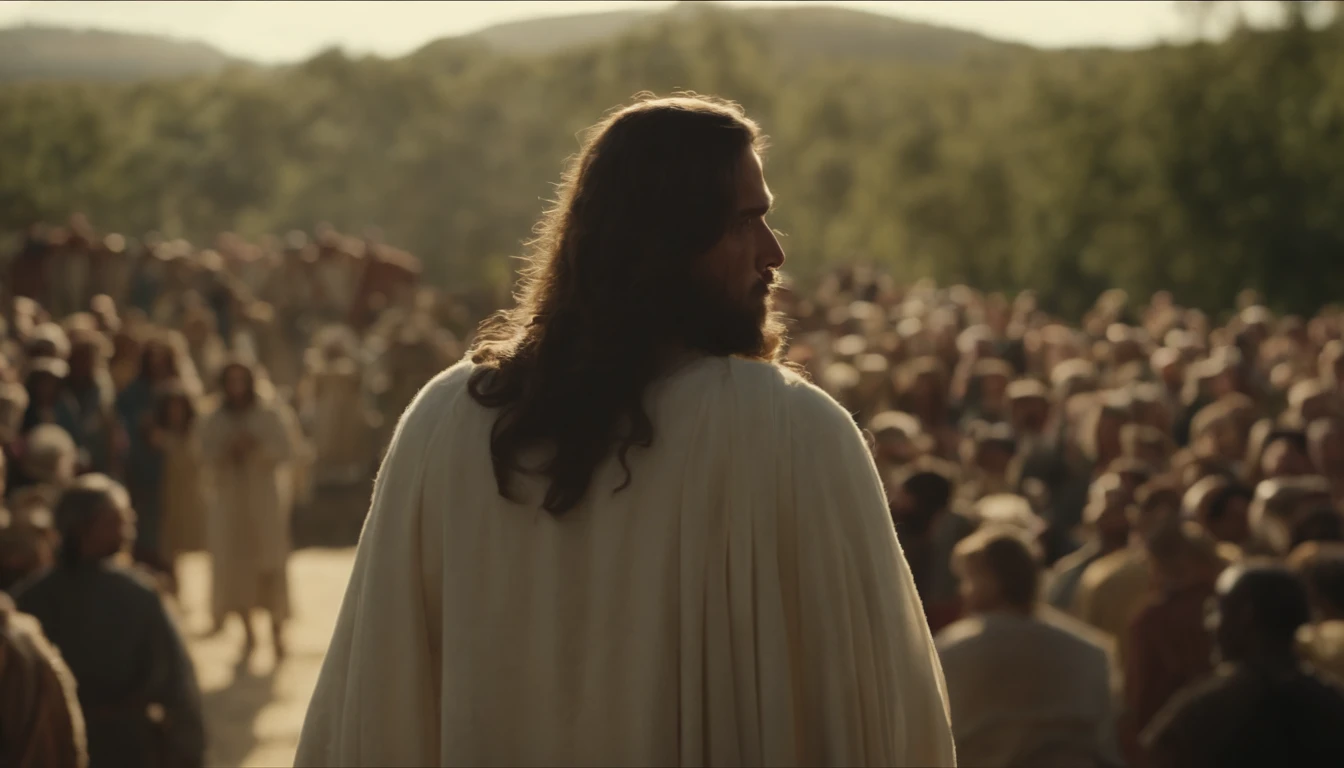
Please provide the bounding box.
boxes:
[297,94,955,766]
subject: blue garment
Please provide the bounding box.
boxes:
[54,376,118,475]
[115,378,163,555]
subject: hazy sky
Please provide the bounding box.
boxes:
[0,0,1287,63]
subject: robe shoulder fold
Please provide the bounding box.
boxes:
[295,358,956,768]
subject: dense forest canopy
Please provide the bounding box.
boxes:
[2,1,1343,318]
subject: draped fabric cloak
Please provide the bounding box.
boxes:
[295,356,956,767]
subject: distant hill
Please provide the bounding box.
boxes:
[465,2,1026,64]
[0,4,1024,84]
[0,24,240,82]
[464,7,661,57]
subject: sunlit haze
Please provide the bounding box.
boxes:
[0,0,1290,63]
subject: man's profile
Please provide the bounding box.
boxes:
[295,94,955,767]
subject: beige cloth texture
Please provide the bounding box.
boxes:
[296,357,956,767]
[0,597,87,768]
[200,397,297,622]
[1073,547,1153,662]
[160,429,208,559]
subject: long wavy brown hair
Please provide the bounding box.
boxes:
[468,94,786,515]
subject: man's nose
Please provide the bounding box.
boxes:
[759,227,785,271]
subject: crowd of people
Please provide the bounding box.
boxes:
[771,268,1344,766]
[3,215,1344,767]
[0,216,471,767]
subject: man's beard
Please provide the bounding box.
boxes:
[682,273,785,361]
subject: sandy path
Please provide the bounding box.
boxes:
[177,549,356,768]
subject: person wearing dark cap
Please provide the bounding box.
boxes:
[13,474,205,768]
[1142,564,1344,768]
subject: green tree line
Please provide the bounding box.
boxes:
[2,3,1342,318]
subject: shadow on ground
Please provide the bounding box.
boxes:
[203,661,278,768]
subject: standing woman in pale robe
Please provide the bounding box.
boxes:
[297,95,954,767]
[152,382,208,597]
[200,359,296,659]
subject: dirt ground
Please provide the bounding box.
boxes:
[177,547,357,768]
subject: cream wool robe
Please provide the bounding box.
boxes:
[295,356,956,767]
[200,396,297,622]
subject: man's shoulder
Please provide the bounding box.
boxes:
[934,614,990,654]
[1051,543,1099,579]
[400,359,478,419]
[727,357,855,427]
[1036,604,1116,657]
[1079,547,1143,591]
[1143,668,1243,747]
[11,565,56,605]
[664,356,849,423]
[99,562,165,602]
[0,603,54,649]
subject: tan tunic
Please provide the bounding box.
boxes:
[296,358,957,767]
[0,597,87,768]
[1074,547,1154,663]
[160,430,208,560]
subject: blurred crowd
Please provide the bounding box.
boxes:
[3,217,1344,767]
[0,215,476,767]
[773,267,1344,766]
